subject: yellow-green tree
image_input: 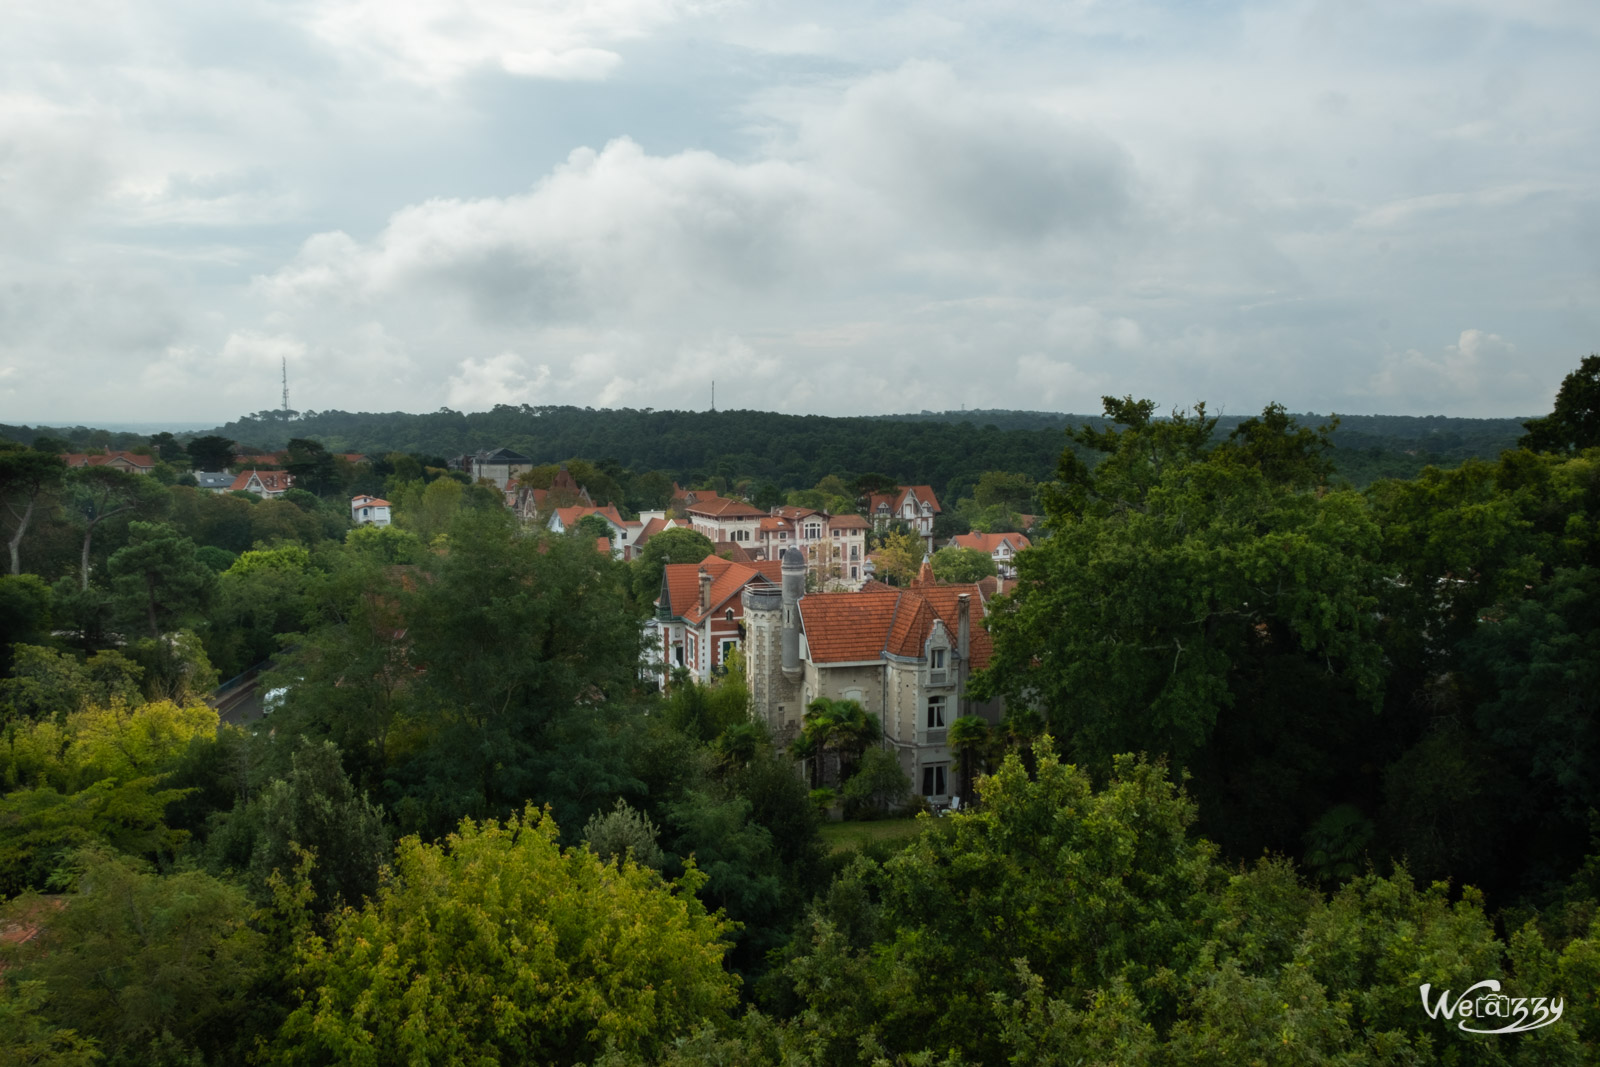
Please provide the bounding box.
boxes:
[275,805,738,1065]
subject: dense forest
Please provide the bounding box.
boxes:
[0,406,1526,499]
[1,359,1599,1064]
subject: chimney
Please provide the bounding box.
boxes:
[698,567,712,615]
[957,592,972,717]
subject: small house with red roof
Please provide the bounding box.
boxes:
[950,531,1031,579]
[351,494,392,527]
[60,451,156,475]
[230,469,292,498]
[648,554,783,685]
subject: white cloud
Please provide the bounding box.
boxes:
[300,0,723,85]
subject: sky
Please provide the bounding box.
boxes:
[2,0,1597,425]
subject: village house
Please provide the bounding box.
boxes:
[759,506,870,587]
[194,471,235,492]
[468,447,535,490]
[743,548,1001,809]
[228,470,293,499]
[649,555,782,686]
[683,494,767,546]
[351,494,392,527]
[950,530,1032,579]
[59,451,156,475]
[867,485,942,554]
[507,464,594,521]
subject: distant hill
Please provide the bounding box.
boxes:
[183,405,1529,494]
[0,405,1529,497]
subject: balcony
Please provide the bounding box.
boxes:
[919,728,947,745]
[927,669,947,686]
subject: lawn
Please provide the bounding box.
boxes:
[817,816,950,854]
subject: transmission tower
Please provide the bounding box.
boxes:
[281,357,290,415]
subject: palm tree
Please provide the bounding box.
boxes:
[792,698,882,787]
[948,715,991,809]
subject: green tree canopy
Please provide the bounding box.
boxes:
[928,544,997,583]
[274,806,738,1064]
[631,526,715,606]
[1522,354,1600,453]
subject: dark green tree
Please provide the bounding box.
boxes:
[184,434,236,472]
[65,465,168,590]
[0,445,67,574]
[106,522,217,639]
[1521,354,1600,453]
[631,527,715,607]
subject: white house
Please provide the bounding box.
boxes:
[351,494,392,527]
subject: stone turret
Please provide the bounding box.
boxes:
[742,545,808,739]
[781,546,806,680]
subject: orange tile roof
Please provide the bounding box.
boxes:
[797,583,991,668]
[230,469,292,493]
[660,555,777,624]
[686,495,766,519]
[829,513,870,529]
[952,531,1031,554]
[798,590,904,663]
[60,451,155,469]
[595,536,612,554]
[713,541,754,563]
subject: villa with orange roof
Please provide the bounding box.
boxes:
[867,485,942,553]
[950,530,1031,579]
[648,555,783,685]
[351,494,392,527]
[743,547,1002,808]
[60,451,155,475]
[229,469,292,498]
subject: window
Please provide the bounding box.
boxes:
[921,765,947,796]
[673,644,685,666]
[930,648,946,670]
[926,695,947,728]
[725,609,735,622]
[850,566,858,578]
[832,528,840,538]
[805,523,821,539]
[850,545,859,560]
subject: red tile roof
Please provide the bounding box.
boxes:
[798,583,991,668]
[230,469,292,493]
[686,495,766,519]
[952,531,1031,555]
[869,485,942,516]
[660,555,779,624]
[829,513,870,529]
[712,541,754,563]
[60,451,155,470]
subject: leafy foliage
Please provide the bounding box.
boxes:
[274,806,738,1065]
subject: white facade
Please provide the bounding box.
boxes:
[351,495,392,527]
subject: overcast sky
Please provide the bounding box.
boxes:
[3,0,1597,424]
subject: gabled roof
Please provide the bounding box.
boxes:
[829,513,870,529]
[660,555,778,624]
[685,495,766,519]
[798,583,991,668]
[552,505,625,529]
[952,531,1031,555]
[60,451,155,470]
[352,495,391,508]
[479,447,532,464]
[195,471,235,489]
[869,486,942,515]
[712,541,754,563]
[231,469,292,493]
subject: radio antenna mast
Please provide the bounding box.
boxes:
[281,357,290,415]
[711,379,716,412]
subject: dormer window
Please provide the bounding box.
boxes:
[930,648,946,670]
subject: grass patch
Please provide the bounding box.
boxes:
[818,816,948,854]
